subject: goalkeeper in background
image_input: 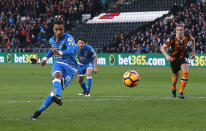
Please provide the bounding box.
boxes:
[30,51,38,64]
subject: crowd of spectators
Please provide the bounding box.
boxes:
[0,0,105,51]
[1,0,205,53]
[103,1,206,54]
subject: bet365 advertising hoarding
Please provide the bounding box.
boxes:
[0,53,206,67]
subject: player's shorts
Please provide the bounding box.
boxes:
[52,61,77,88]
[77,62,94,76]
[170,57,189,73]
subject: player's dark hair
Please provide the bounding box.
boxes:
[53,20,64,26]
[78,37,86,43]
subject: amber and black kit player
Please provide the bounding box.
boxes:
[161,24,195,99]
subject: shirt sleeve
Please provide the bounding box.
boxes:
[90,48,96,57]
[164,38,173,47]
[46,49,54,58]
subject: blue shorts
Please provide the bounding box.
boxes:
[77,62,94,76]
[52,62,77,88]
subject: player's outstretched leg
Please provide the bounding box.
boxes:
[30,78,63,120]
[30,94,53,120]
[30,74,63,120]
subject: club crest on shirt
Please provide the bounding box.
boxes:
[68,38,74,45]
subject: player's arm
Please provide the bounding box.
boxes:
[190,36,196,59]
[60,45,75,55]
[52,45,75,56]
[40,49,54,66]
[160,39,174,62]
[53,37,76,56]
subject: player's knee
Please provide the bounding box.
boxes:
[53,72,62,79]
[86,69,92,76]
[86,71,92,77]
[87,74,92,77]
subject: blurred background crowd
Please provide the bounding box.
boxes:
[0,0,205,53]
[103,1,205,53]
[0,0,104,51]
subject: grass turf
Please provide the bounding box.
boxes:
[0,64,206,131]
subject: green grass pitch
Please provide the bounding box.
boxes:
[0,64,206,131]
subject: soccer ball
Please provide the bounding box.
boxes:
[122,70,140,87]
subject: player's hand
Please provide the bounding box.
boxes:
[52,48,60,56]
[93,67,98,74]
[191,52,196,59]
[166,56,175,62]
[40,60,47,66]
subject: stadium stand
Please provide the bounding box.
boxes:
[0,0,205,54]
[107,0,185,12]
[103,0,206,53]
[69,0,185,52]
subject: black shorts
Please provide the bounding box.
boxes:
[170,58,189,73]
[30,58,37,64]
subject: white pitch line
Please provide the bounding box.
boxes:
[0,95,205,98]
[0,96,205,103]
